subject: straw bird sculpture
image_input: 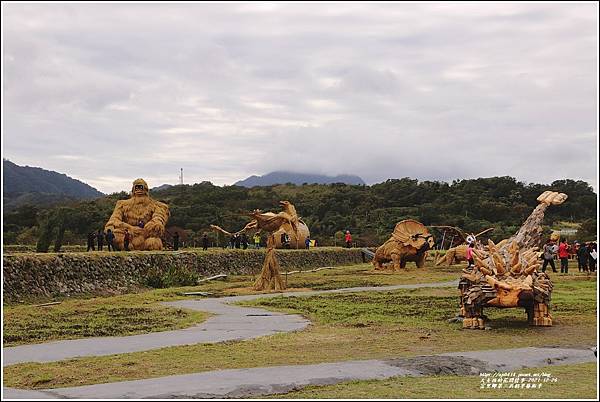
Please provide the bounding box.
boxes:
[211,201,305,290]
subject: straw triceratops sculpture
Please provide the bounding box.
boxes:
[372,219,435,270]
[459,191,567,329]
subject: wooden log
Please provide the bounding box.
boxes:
[181,291,212,296]
[33,301,62,308]
[197,274,228,283]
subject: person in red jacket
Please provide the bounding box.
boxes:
[344,230,352,248]
[558,238,570,274]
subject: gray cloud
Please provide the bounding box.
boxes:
[2,2,597,193]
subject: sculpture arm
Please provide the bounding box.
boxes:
[144,201,170,237]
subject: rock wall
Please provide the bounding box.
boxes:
[3,248,365,302]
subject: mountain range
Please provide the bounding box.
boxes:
[234,171,366,187]
[3,159,104,211]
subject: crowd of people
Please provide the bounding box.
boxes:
[86,229,115,251]
[540,238,596,274]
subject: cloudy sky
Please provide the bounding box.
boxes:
[2,2,598,194]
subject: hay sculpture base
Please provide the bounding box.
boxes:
[254,235,285,291]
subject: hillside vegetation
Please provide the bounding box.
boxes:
[3,176,597,247]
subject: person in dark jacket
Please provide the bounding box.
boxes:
[241,233,248,250]
[202,233,209,250]
[87,231,96,251]
[577,242,589,272]
[97,229,105,251]
[235,234,241,249]
[230,235,236,249]
[588,242,597,272]
[106,229,115,251]
[124,229,131,251]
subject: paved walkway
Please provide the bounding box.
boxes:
[3,347,595,399]
[2,280,457,366]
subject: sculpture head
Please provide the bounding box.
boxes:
[392,220,435,251]
[131,179,149,198]
[279,200,298,218]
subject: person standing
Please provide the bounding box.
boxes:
[577,242,590,273]
[230,235,236,249]
[541,239,558,273]
[87,231,96,251]
[235,234,241,249]
[97,229,104,251]
[124,229,131,251]
[173,232,180,251]
[253,233,261,249]
[588,242,597,272]
[305,236,311,250]
[344,230,352,248]
[106,229,115,251]
[465,242,475,267]
[202,233,209,251]
[241,233,248,250]
[558,238,569,274]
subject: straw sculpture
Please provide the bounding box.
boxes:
[104,178,170,250]
[458,191,567,329]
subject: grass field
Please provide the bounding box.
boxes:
[3,293,210,346]
[3,262,458,347]
[267,362,597,399]
[3,268,595,391]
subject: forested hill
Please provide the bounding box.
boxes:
[3,160,104,211]
[234,171,366,187]
[3,176,597,246]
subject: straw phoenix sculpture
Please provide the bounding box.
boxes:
[459,191,567,329]
[211,201,305,291]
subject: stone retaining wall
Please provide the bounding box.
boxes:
[2,248,366,302]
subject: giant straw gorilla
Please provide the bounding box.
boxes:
[105,178,170,250]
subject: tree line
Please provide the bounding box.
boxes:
[3,176,597,250]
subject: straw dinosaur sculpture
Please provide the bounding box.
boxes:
[432,226,494,266]
[211,201,305,290]
[459,191,567,329]
[105,178,170,250]
[372,219,435,270]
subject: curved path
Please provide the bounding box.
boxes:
[2,280,458,367]
[4,347,596,399]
